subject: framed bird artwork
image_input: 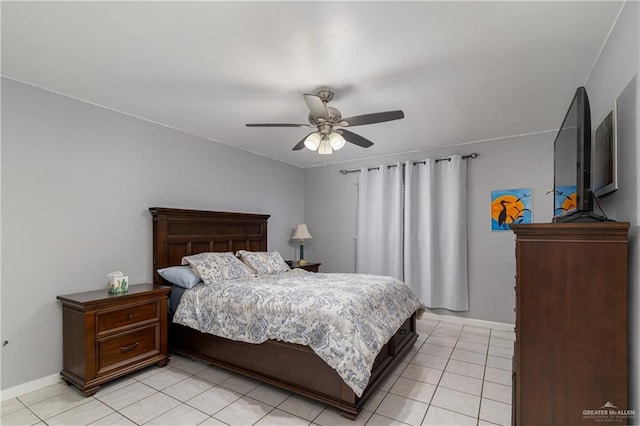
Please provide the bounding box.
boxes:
[552,185,577,216]
[491,188,532,231]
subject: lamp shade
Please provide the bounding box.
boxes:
[318,138,333,155]
[329,132,346,150]
[291,224,313,240]
[304,133,321,151]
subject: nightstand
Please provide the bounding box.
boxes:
[290,261,321,273]
[57,283,171,396]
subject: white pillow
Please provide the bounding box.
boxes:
[157,265,202,289]
[181,252,254,285]
[236,250,290,275]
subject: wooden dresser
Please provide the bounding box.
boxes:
[511,223,629,426]
[57,283,171,396]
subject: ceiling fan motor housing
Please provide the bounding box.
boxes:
[308,107,342,125]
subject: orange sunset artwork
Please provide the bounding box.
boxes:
[491,189,532,231]
[553,185,577,215]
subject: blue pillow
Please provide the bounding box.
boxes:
[157,265,202,289]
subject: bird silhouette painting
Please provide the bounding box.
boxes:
[491,188,532,231]
[552,185,577,215]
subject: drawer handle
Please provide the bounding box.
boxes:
[120,342,140,353]
[128,314,133,320]
[398,329,407,335]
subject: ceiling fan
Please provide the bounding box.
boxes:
[246,89,404,155]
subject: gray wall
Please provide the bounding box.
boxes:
[1,78,305,389]
[303,131,554,325]
[303,1,639,337]
[585,0,639,418]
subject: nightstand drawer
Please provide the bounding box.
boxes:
[97,325,159,373]
[97,301,159,334]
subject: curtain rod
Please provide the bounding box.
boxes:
[338,152,479,175]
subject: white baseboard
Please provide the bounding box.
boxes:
[421,311,515,332]
[1,373,62,402]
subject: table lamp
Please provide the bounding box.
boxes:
[291,224,313,265]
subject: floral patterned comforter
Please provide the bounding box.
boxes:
[172,269,425,396]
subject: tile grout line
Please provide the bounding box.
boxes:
[26,388,95,425]
[475,327,492,426]
[434,324,500,423]
[93,397,128,425]
[166,365,312,426]
[433,324,486,423]
[142,365,232,424]
[419,321,494,424]
[421,320,451,425]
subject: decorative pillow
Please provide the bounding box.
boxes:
[157,265,202,289]
[236,250,291,275]
[181,252,254,285]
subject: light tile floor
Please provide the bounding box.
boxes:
[1,318,514,425]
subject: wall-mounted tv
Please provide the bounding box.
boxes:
[552,86,598,222]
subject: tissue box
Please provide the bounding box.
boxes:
[108,276,129,294]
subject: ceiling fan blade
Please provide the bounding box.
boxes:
[292,132,314,151]
[340,129,374,148]
[303,94,329,120]
[340,110,404,127]
[246,123,310,127]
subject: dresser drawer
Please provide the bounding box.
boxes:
[97,325,159,373]
[96,301,159,334]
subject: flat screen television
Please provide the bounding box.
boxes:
[552,86,597,222]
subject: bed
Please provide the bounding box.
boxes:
[150,207,421,418]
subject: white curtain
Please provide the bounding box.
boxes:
[355,163,403,280]
[404,155,469,311]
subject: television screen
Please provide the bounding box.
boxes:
[553,87,592,220]
[553,107,578,216]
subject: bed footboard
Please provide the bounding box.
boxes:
[169,313,418,418]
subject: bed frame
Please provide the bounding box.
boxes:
[150,207,418,418]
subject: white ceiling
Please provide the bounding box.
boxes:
[1,1,623,168]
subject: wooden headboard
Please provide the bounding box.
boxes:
[149,207,270,285]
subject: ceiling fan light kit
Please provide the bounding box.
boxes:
[318,138,333,155]
[305,130,346,154]
[329,132,346,150]
[246,89,405,155]
[304,132,321,151]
